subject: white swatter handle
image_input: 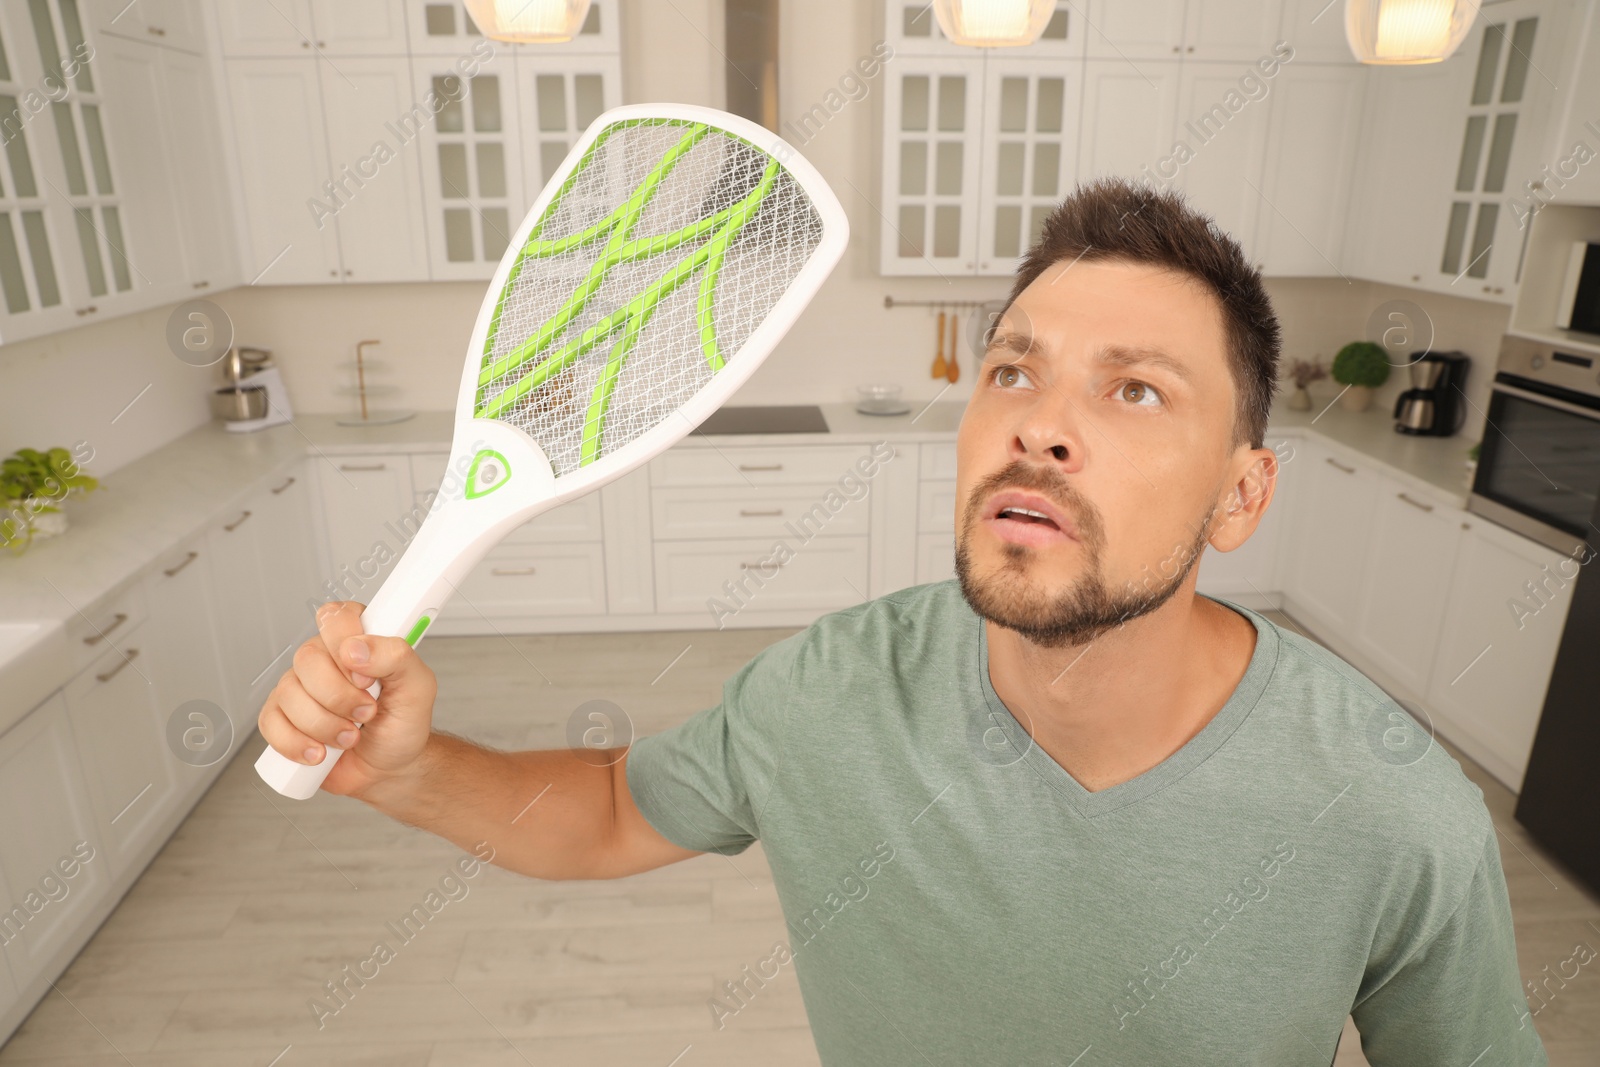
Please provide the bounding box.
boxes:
[256,425,559,799]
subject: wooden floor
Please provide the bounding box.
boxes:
[1,609,1595,1066]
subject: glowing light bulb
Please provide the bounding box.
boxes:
[463,0,592,44]
[933,0,1056,48]
[1345,0,1479,64]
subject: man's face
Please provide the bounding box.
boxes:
[954,257,1266,649]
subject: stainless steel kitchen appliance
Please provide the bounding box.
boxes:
[1392,350,1469,435]
[1466,334,1600,557]
[211,346,292,433]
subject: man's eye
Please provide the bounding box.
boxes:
[990,364,1031,388]
[1118,380,1162,407]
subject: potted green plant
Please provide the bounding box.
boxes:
[1,447,100,553]
[1331,341,1391,413]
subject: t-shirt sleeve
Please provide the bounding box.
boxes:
[623,631,801,857]
[1350,828,1548,1066]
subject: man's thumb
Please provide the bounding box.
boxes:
[339,634,418,688]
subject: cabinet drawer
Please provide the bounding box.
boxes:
[921,442,958,481]
[652,444,875,487]
[654,537,870,616]
[454,544,607,618]
[651,485,870,541]
[918,480,958,534]
[65,584,148,677]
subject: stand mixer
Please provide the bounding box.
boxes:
[212,346,293,433]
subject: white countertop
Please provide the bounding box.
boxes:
[0,396,1475,638]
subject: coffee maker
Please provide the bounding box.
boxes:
[1393,351,1469,436]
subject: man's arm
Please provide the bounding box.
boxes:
[1350,829,1548,1065]
[257,601,703,881]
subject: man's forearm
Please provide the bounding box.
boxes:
[353,732,618,881]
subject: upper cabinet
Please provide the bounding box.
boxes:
[215,0,622,284]
[1343,0,1573,301]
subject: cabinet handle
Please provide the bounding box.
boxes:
[83,613,128,646]
[223,510,252,532]
[147,25,165,35]
[740,558,788,570]
[738,463,783,472]
[1324,457,1355,474]
[339,463,387,471]
[74,305,97,316]
[739,508,783,517]
[1461,521,1471,530]
[491,566,536,576]
[95,648,140,683]
[1397,492,1434,513]
[1186,44,1194,52]
[271,476,296,494]
[162,550,199,577]
[192,280,209,289]
[1171,44,1180,52]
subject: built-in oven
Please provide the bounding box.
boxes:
[1468,334,1600,557]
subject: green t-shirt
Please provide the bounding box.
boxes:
[625,579,1547,1065]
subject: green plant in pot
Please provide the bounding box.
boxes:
[1,447,100,554]
[1330,341,1390,414]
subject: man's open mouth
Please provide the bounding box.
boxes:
[984,490,1078,545]
[996,506,1059,529]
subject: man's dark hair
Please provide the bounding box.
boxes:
[1005,176,1281,452]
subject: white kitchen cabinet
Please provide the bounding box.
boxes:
[317,56,432,282]
[1182,0,1285,61]
[1279,438,1381,635]
[878,56,985,275]
[1077,59,1183,188]
[253,466,323,652]
[93,35,187,300]
[916,531,957,585]
[60,625,180,876]
[158,47,240,293]
[412,46,524,279]
[306,0,410,54]
[1543,1,1600,206]
[975,58,1084,276]
[601,466,654,614]
[204,500,281,726]
[1254,64,1365,275]
[1350,480,1465,697]
[1084,0,1190,59]
[141,536,232,767]
[656,536,871,617]
[1426,515,1576,791]
[316,453,417,595]
[85,0,205,54]
[1171,60,1274,263]
[214,0,317,56]
[515,50,622,192]
[456,542,609,618]
[1084,0,1280,61]
[1277,0,1360,63]
[222,58,341,283]
[0,693,110,989]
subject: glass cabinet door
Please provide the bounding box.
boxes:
[26,0,134,315]
[516,51,621,189]
[0,14,64,326]
[879,59,984,276]
[976,59,1083,276]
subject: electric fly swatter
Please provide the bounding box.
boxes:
[256,103,847,799]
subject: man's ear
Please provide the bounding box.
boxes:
[1208,449,1277,553]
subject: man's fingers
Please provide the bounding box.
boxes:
[316,601,369,679]
[335,633,419,687]
[292,640,373,718]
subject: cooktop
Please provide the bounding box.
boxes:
[691,405,830,435]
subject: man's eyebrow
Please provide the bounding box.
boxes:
[1092,343,1194,385]
[986,329,1041,359]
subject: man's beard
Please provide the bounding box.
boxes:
[954,460,1216,649]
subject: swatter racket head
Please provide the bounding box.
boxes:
[451,104,848,508]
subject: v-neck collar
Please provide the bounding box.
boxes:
[971,591,1280,818]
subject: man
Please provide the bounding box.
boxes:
[260,177,1545,1065]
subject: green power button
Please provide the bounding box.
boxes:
[404,615,431,646]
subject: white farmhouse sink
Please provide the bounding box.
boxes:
[0,621,44,666]
[0,619,72,736]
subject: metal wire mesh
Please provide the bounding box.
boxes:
[474,118,826,477]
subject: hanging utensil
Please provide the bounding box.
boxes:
[932,308,948,379]
[947,311,960,383]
